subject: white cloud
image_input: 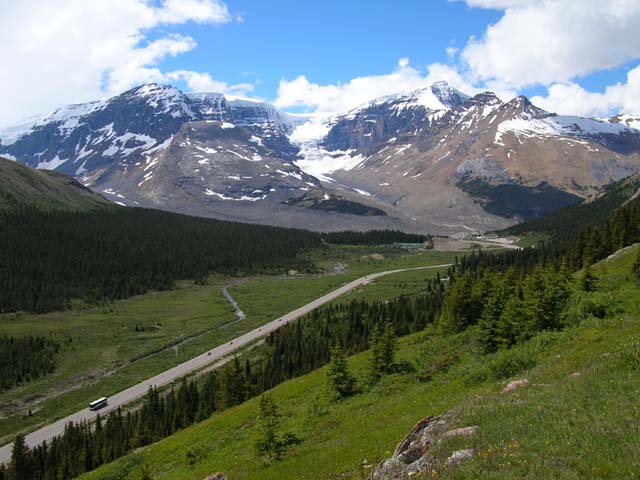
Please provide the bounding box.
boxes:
[0,0,241,126]
[274,58,480,114]
[155,0,232,24]
[166,71,255,97]
[531,65,640,116]
[459,0,640,89]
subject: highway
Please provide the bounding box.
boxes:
[0,263,451,464]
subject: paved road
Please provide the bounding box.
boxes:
[0,263,451,463]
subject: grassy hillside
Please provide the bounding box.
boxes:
[0,248,455,446]
[81,245,640,480]
[0,156,110,212]
[503,173,640,241]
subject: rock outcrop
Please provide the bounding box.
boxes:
[370,413,477,479]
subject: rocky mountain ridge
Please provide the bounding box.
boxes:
[2,82,640,233]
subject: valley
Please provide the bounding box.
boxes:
[2,3,640,478]
[0,245,456,449]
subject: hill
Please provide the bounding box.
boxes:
[68,243,640,480]
[0,156,110,212]
[503,172,640,241]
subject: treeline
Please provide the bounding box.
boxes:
[457,198,640,280]
[0,207,436,314]
[321,230,431,246]
[0,208,320,313]
[0,336,60,391]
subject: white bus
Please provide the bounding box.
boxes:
[89,397,108,411]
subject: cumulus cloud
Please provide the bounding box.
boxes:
[0,0,243,126]
[274,58,479,114]
[531,66,640,117]
[459,0,640,88]
[166,71,255,97]
[275,1,640,117]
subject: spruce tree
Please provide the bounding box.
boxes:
[380,323,397,373]
[9,435,30,480]
[579,264,598,292]
[255,394,282,462]
[326,346,356,400]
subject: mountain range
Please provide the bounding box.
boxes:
[2,82,640,233]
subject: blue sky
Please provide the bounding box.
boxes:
[160,0,502,97]
[1,0,639,125]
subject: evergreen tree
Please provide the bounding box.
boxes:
[380,322,397,373]
[255,394,283,463]
[579,264,598,292]
[326,346,356,400]
[9,435,30,480]
[368,322,397,380]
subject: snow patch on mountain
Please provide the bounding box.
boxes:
[37,156,68,170]
[497,114,633,142]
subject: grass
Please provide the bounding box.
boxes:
[0,246,456,445]
[84,247,640,480]
[81,246,640,480]
[515,231,550,248]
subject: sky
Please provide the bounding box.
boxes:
[1,0,640,126]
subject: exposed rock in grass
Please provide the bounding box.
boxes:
[371,413,480,478]
[445,448,475,466]
[443,425,477,438]
[203,473,227,480]
[502,378,529,392]
[371,415,444,479]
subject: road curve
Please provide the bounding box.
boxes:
[0,263,451,463]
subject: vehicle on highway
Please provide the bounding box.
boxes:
[89,397,108,411]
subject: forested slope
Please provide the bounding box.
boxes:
[0,205,430,313]
[503,172,640,240]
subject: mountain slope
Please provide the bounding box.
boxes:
[78,245,640,480]
[295,84,640,229]
[504,171,640,239]
[3,82,640,233]
[0,156,110,212]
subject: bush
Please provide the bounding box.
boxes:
[453,347,537,386]
[561,292,609,326]
[487,348,536,380]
